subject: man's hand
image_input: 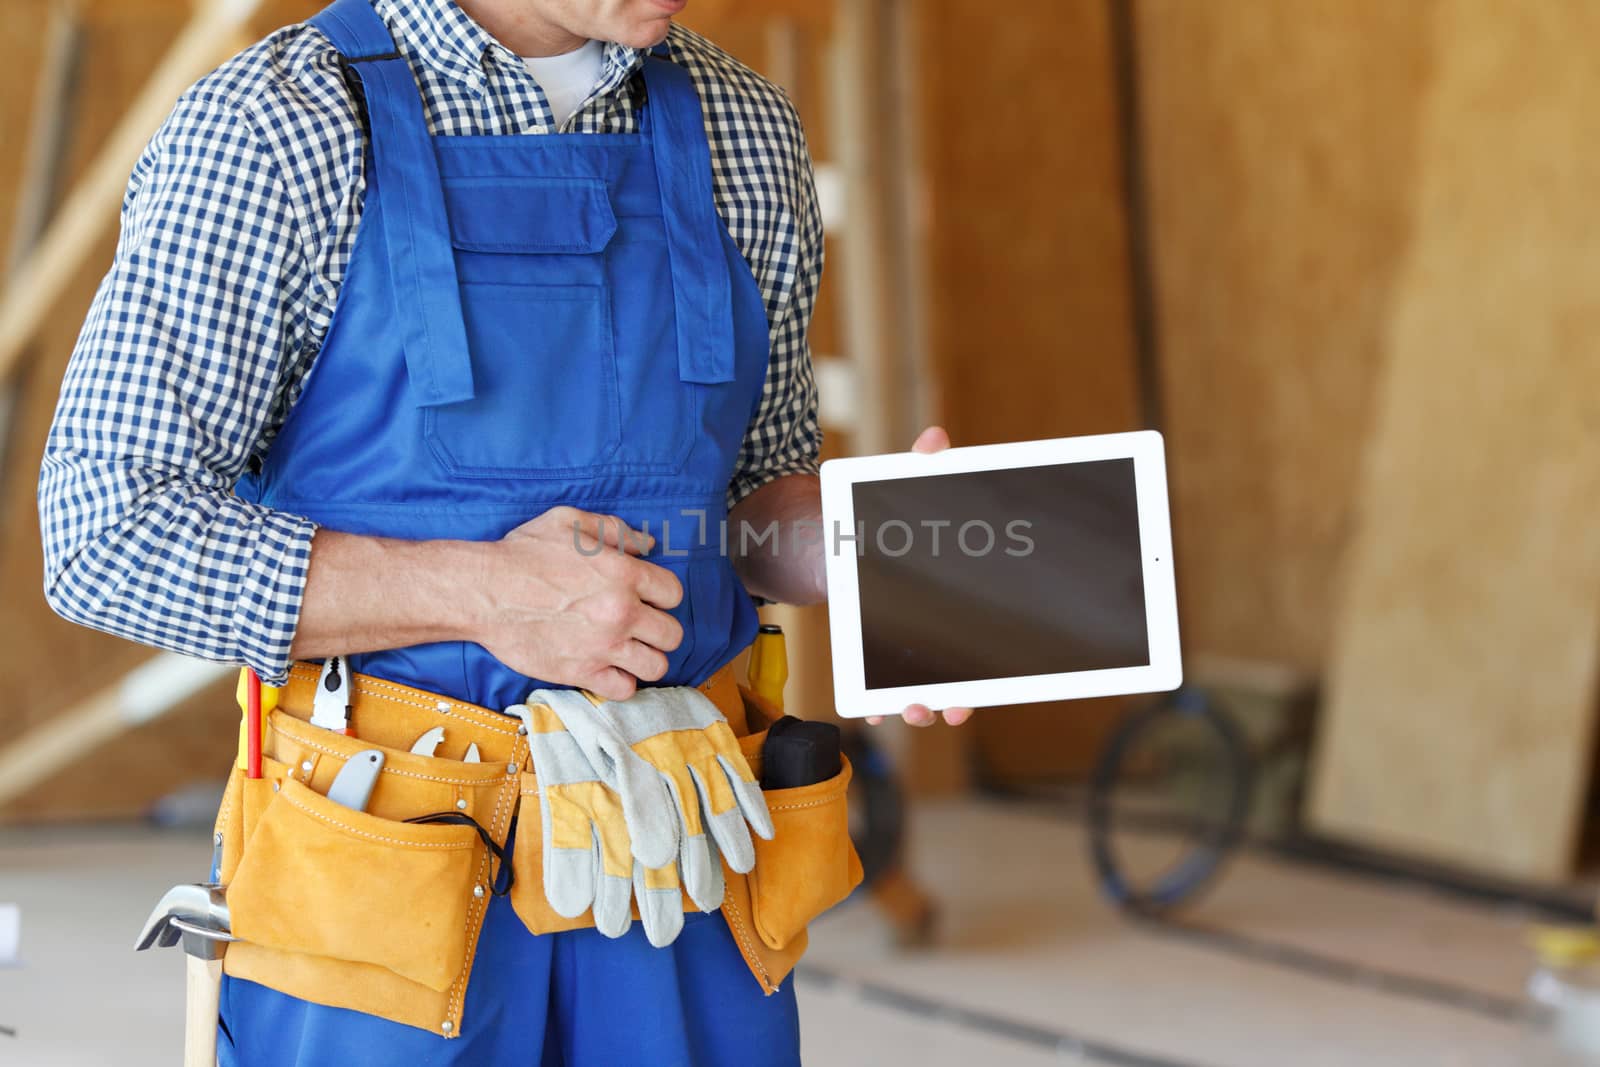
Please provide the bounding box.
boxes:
[866,426,975,729]
[292,506,682,703]
[729,427,977,726]
[475,507,684,701]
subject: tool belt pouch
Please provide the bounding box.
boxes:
[738,725,861,953]
[211,673,525,1038]
[506,680,863,994]
[228,776,480,990]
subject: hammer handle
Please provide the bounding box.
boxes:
[184,954,223,1067]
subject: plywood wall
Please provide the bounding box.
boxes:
[923,0,1140,446]
[918,0,1142,782]
[1137,0,1439,669]
[1307,0,1600,882]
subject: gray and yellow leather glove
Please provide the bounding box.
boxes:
[528,687,774,916]
[509,701,686,946]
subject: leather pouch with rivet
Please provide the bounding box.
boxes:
[215,664,525,1038]
[739,733,860,954]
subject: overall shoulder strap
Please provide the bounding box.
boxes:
[309,0,398,57]
[310,0,475,407]
[641,55,737,386]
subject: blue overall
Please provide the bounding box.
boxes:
[221,1,797,1062]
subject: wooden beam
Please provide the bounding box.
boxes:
[0,654,233,810]
[882,0,933,436]
[0,0,264,382]
[825,0,894,455]
[1,3,84,475]
[6,2,83,275]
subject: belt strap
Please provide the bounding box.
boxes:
[280,661,514,734]
[279,661,748,740]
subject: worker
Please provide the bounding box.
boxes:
[38,0,972,1063]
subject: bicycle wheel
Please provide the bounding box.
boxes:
[1086,687,1252,913]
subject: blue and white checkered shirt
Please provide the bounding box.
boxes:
[37,1,823,684]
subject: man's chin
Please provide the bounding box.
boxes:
[608,24,665,48]
[616,16,674,49]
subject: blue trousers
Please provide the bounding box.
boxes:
[218,896,801,1066]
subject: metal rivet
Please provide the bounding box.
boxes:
[301,760,314,773]
[441,1020,454,1034]
[214,832,223,846]
[436,700,451,712]
[506,762,518,775]
[456,798,468,810]
[473,884,485,899]
[517,724,528,736]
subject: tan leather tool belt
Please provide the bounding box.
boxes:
[212,662,862,1038]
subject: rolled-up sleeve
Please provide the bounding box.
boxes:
[726,99,825,508]
[38,91,317,684]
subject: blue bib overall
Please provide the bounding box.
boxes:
[221,1,799,1062]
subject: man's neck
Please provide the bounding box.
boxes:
[453,0,586,57]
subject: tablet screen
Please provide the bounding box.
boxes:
[851,459,1151,690]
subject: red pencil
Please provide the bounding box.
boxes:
[246,668,263,779]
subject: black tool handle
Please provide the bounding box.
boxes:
[760,716,842,790]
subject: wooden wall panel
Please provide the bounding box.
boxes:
[924,0,1139,446]
[1307,0,1600,881]
[920,0,1142,783]
[0,2,54,262]
[1137,0,1438,669]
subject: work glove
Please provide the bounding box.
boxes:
[528,687,774,916]
[509,701,687,947]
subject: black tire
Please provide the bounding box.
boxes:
[1086,687,1253,913]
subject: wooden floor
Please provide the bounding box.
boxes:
[0,798,1576,1065]
[805,800,1560,1066]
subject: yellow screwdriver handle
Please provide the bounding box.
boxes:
[235,668,282,771]
[747,624,788,713]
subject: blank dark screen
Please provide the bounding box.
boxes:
[853,459,1150,690]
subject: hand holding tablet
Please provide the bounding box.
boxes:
[867,426,974,726]
[821,429,1182,720]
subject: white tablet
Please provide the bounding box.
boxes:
[820,430,1182,717]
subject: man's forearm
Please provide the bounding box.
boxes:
[287,508,684,701]
[298,472,831,661]
[288,530,491,660]
[729,473,826,605]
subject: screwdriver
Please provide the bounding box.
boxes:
[235,668,279,779]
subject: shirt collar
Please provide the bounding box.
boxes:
[373,0,645,96]
[596,41,646,96]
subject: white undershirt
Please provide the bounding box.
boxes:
[522,39,605,129]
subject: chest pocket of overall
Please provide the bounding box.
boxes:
[425,176,695,478]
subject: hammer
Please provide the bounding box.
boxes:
[136,884,235,1067]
